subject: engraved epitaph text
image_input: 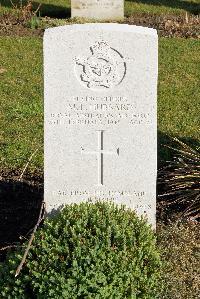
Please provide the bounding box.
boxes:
[71,0,124,20]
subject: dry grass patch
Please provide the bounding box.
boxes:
[158,221,200,299]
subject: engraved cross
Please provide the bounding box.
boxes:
[81,130,119,186]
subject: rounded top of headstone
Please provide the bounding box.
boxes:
[44,24,157,39]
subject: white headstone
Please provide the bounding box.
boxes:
[71,0,124,20]
[44,24,158,227]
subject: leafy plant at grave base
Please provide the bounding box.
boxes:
[158,138,200,220]
[0,201,161,299]
[5,0,42,28]
[27,14,40,29]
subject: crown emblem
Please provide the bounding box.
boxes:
[91,41,110,56]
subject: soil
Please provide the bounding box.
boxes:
[0,12,43,37]
[0,12,199,38]
[126,13,200,38]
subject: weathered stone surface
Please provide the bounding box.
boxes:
[71,0,124,20]
[44,24,158,227]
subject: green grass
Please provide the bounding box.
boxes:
[158,38,200,161]
[0,36,199,174]
[1,0,200,17]
[0,37,43,174]
[125,0,200,15]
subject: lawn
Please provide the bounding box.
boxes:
[1,0,200,17]
[0,36,199,174]
[0,37,43,174]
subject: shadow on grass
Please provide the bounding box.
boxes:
[33,1,71,18]
[158,131,200,168]
[0,180,43,261]
[127,0,200,14]
[2,0,200,17]
[1,0,71,18]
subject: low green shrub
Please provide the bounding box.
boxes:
[0,202,161,298]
